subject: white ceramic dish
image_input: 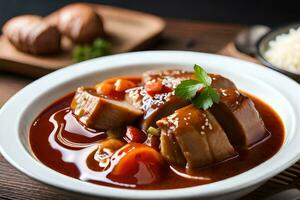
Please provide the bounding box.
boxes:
[0,51,300,200]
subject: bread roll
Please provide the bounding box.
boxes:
[48,3,105,43]
[2,15,61,54]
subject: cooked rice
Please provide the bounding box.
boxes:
[265,27,300,74]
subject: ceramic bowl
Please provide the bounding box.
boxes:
[1,51,300,200]
[256,23,300,83]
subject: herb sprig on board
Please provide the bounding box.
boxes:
[175,64,220,110]
[72,38,111,62]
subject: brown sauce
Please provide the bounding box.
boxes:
[29,92,284,190]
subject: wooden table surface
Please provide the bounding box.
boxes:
[0,18,274,199]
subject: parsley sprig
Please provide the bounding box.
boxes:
[72,38,111,62]
[175,64,220,110]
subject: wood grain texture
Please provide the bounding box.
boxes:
[1,19,290,200]
[0,3,165,77]
[219,42,260,63]
[0,72,32,107]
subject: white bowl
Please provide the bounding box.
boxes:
[1,51,300,200]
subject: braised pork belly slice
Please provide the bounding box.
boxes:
[157,105,236,169]
[142,70,193,85]
[210,74,237,89]
[126,86,189,131]
[160,127,186,166]
[211,88,266,148]
[71,87,143,130]
[143,70,236,89]
[126,70,192,131]
[126,70,236,132]
[209,75,267,148]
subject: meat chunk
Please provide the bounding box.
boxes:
[131,71,235,131]
[160,128,186,166]
[210,74,237,90]
[143,71,236,90]
[157,105,235,169]
[142,70,193,85]
[126,86,188,131]
[209,74,267,148]
[211,88,266,148]
[71,87,143,130]
[142,95,188,131]
[126,70,192,131]
[127,71,239,132]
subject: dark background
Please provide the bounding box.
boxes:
[0,0,300,28]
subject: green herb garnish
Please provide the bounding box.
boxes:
[72,38,111,62]
[175,64,220,110]
[147,126,160,136]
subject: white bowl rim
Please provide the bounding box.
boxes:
[0,50,300,199]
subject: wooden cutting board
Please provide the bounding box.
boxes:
[219,42,259,63]
[0,3,165,77]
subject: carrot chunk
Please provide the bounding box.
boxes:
[110,143,164,184]
[114,79,136,92]
[95,82,114,95]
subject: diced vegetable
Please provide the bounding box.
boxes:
[147,126,160,136]
[95,78,138,98]
[124,126,147,143]
[101,76,141,85]
[95,82,114,95]
[114,79,136,92]
[145,79,163,96]
[110,143,164,184]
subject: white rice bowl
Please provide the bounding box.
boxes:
[265,27,300,74]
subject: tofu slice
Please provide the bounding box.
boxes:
[71,87,143,130]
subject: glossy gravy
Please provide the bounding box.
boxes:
[29,92,284,189]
